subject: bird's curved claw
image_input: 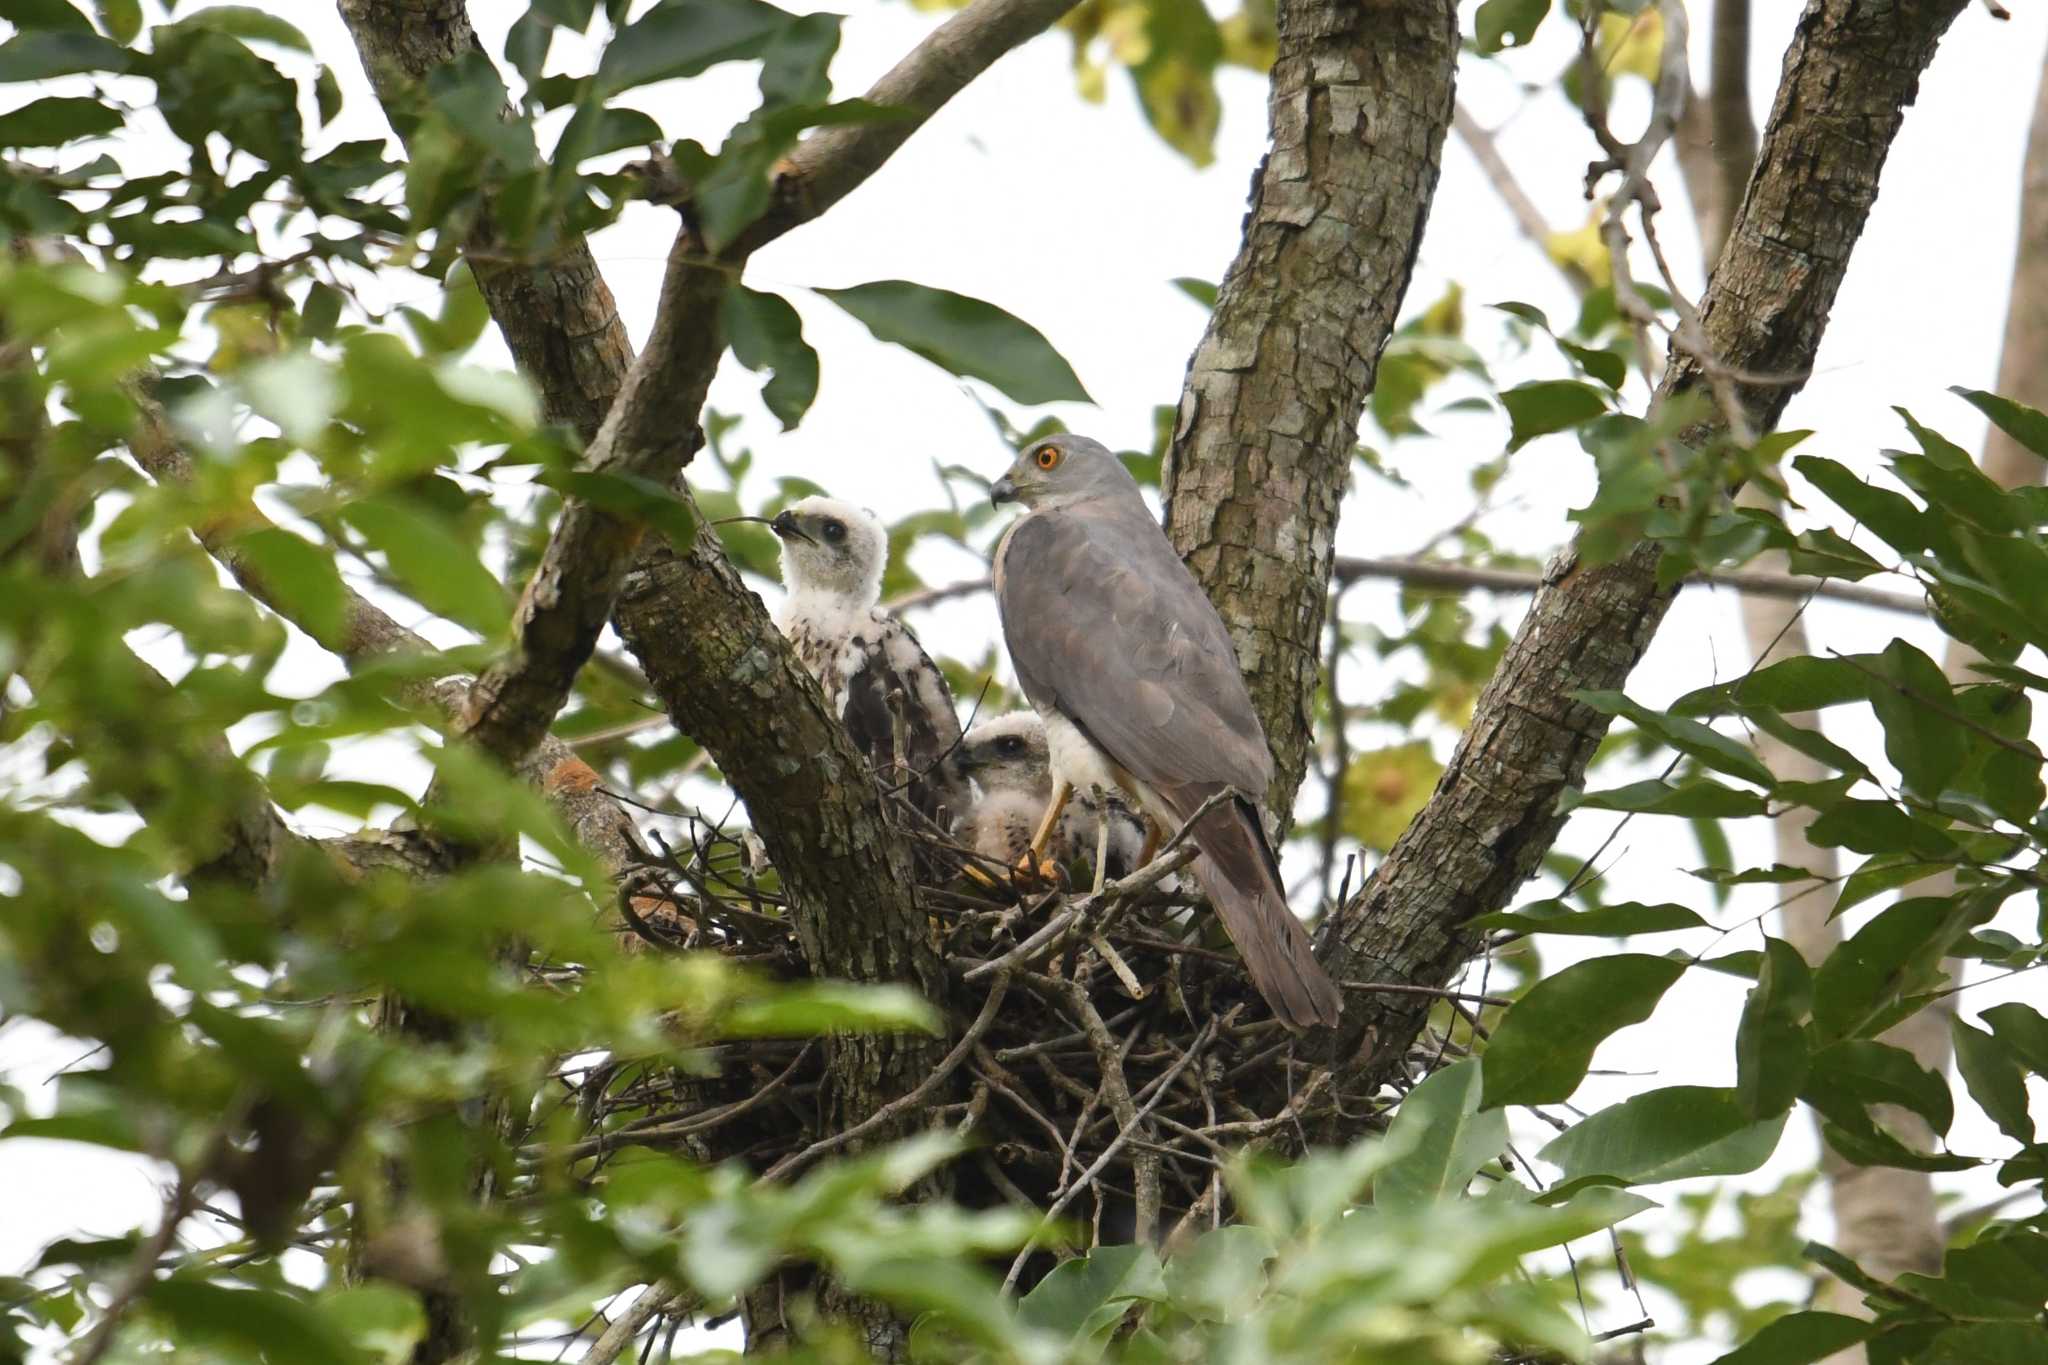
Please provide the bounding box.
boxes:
[1011,852,1062,886]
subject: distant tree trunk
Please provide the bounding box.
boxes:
[1163,0,1460,818]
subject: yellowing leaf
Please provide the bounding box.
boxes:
[1417,281,1465,339]
[1597,10,1664,84]
[1545,201,1610,285]
[1101,1,1152,65]
[206,300,281,372]
[1340,742,1443,852]
[1217,9,1275,72]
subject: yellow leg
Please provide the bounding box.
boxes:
[1019,777,1073,863]
[1091,807,1111,896]
[1136,813,1166,868]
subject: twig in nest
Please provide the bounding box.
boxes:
[763,974,1011,1181]
[1001,1011,1228,1291]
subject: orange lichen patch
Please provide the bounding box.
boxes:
[545,754,605,796]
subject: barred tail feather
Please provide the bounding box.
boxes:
[1184,795,1342,1031]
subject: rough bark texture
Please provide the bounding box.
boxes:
[455,237,727,768]
[1314,0,1969,1090]
[1162,0,1459,816]
[612,521,945,1361]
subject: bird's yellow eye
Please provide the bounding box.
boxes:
[1034,445,1060,470]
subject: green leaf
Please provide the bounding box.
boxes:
[1736,938,1811,1119]
[1920,1323,2048,1365]
[1954,386,2048,462]
[1832,853,1949,919]
[1563,777,1768,819]
[1805,801,1958,859]
[1161,1225,1272,1321]
[723,285,819,430]
[1480,954,1686,1108]
[1794,454,1933,557]
[1787,527,1886,582]
[94,0,141,44]
[1675,653,1873,716]
[1980,1002,2048,1075]
[595,0,792,95]
[1540,1087,1789,1193]
[1377,1060,1508,1212]
[533,469,699,548]
[1814,895,1994,1042]
[341,493,507,636]
[1501,378,1608,451]
[402,260,490,358]
[156,5,310,51]
[820,280,1091,406]
[0,0,93,32]
[1575,689,1775,786]
[1017,1244,1164,1342]
[718,982,941,1037]
[0,96,122,147]
[1801,1041,1955,1139]
[0,27,128,80]
[1709,1311,1873,1365]
[1170,276,1217,309]
[1952,1017,2034,1144]
[226,526,350,649]
[143,1281,356,1365]
[1866,639,1968,797]
[1469,898,1706,937]
[1475,0,1550,52]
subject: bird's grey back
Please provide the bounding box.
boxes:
[995,490,1273,800]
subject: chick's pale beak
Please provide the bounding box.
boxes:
[769,510,812,543]
[989,475,1018,509]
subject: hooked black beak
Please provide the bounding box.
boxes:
[990,475,1018,509]
[769,510,813,544]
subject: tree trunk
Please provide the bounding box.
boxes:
[1162,0,1460,816]
[1315,0,1971,1099]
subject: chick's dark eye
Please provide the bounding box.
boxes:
[821,519,845,542]
[998,738,1021,754]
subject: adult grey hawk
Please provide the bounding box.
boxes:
[950,711,1146,884]
[770,496,968,827]
[990,435,1343,1030]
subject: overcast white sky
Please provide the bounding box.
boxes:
[4,1,2048,1359]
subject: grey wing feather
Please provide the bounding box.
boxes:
[997,504,1272,798]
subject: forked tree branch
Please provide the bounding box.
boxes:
[1314,0,1972,1092]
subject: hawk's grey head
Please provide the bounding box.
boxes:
[949,711,1050,794]
[989,434,1141,512]
[770,495,886,604]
